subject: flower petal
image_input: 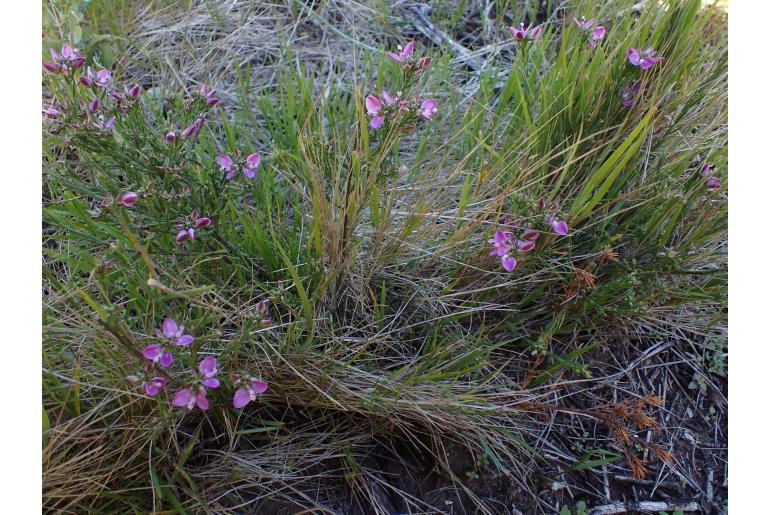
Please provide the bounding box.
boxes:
[370,115,385,129]
[250,379,268,394]
[159,351,173,368]
[199,356,218,377]
[365,95,382,115]
[196,390,209,410]
[171,388,193,407]
[501,255,517,272]
[162,318,179,338]
[143,344,162,361]
[175,334,194,347]
[233,388,251,408]
[202,378,220,389]
[245,153,261,169]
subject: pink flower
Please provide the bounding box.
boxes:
[522,228,540,241]
[216,154,236,179]
[510,23,542,41]
[45,107,62,118]
[195,217,212,228]
[589,26,606,48]
[116,191,139,207]
[171,357,220,410]
[501,254,517,272]
[43,62,62,73]
[94,115,116,132]
[386,41,414,62]
[126,375,167,396]
[142,344,173,368]
[573,17,595,31]
[233,377,268,408]
[181,117,205,139]
[198,357,220,388]
[418,99,437,121]
[549,216,569,235]
[515,239,536,252]
[488,230,512,257]
[94,68,112,87]
[127,84,142,98]
[199,85,220,106]
[365,94,385,129]
[244,153,261,178]
[621,81,641,108]
[627,47,664,70]
[176,228,195,244]
[171,387,209,410]
[160,317,195,346]
[165,131,176,143]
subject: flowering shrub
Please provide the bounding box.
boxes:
[42,2,726,511]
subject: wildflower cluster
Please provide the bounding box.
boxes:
[365,42,437,130]
[127,318,269,411]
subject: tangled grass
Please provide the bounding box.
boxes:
[43,0,727,512]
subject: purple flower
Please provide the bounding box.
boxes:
[181,117,205,139]
[127,84,142,98]
[244,153,261,178]
[45,44,85,72]
[195,217,212,228]
[573,17,595,31]
[233,377,268,408]
[216,154,236,179]
[199,85,220,106]
[501,254,517,272]
[621,81,642,108]
[126,375,167,397]
[45,107,62,118]
[510,23,542,42]
[700,163,716,176]
[88,97,100,114]
[522,228,540,241]
[116,191,139,207]
[627,47,664,70]
[142,344,173,368]
[548,216,569,235]
[198,357,220,388]
[705,177,721,190]
[488,230,512,257]
[43,62,62,73]
[93,68,112,87]
[165,131,176,143]
[94,115,116,132]
[176,228,195,244]
[386,41,414,62]
[418,99,438,121]
[160,317,195,346]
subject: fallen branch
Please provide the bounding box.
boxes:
[588,500,700,515]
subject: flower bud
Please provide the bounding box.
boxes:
[116,191,139,207]
[164,131,176,143]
